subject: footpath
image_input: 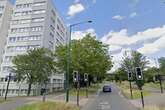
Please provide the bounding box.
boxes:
[129,87,165,108]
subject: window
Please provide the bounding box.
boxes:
[33,1,46,6]
[49,41,53,50]
[20,19,31,24]
[0,13,2,18]
[7,46,14,52]
[33,10,46,14]
[51,10,56,17]
[32,17,44,23]
[11,20,19,24]
[50,25,55,32]
[0,6,4,11]
[14,12,21,16]
[9,37,16,42]
[16,3,32,8]
[31,26,43,32]
[4,56,12,62]
[2,66,11,72]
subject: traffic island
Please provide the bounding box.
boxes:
[16,101,80,110]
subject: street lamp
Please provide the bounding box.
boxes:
[66,20,93,102]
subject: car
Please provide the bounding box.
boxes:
[102,85,112,92]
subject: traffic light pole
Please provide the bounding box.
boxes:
[4,73,11,100]
[159,79,163,94]
[129,81,133,99]
[66,25,72,103]
[77,82,80,106]
[140,87,144,108]
[86,81,88,98]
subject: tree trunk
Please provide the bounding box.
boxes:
[27,83,32,96]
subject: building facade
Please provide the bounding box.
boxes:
[0,0,13,71]
[0,0,67,96]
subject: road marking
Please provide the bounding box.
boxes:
[99,101,111,110]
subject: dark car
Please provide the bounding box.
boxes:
[102,85,112,92]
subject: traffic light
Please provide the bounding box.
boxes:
[136,67,143,80]
[5,77,8,82]
[128,71,132,80]
[84,73,88,82]
[73,71,79,82]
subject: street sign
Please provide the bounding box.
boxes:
[136,67,143,80]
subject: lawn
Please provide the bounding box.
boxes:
[16,102,80,110]
[118,81,150,99]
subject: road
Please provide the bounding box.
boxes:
[82,83,138,110]
[0,98,31,110]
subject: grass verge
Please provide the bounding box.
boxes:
[0,99,10,104]
[70,83,100,97]
[118,81,150,99]
[16,102,80,110]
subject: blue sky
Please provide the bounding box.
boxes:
[11,0,165,70]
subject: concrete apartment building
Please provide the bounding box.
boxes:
[0,0,68,96]
[0,0,13,71]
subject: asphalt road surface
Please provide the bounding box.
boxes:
[82,83,138,110]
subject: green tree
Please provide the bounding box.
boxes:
[12,48,56,96]
[144,67,158,82]
[158,57,165,74]
[55,34,112,84]
[120,50,149,88]
[121,50,149,81]
[115,68,127,83]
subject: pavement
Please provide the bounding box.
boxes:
[81,83,138,110]
[130,92,165,108]
[0,98,31,110]
[0,93,90,110]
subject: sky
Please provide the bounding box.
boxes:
[11,0,165,72]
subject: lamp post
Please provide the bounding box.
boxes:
[66,20,93,102]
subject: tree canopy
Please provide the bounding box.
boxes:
[55,34,112,82]
[12,48,56,96]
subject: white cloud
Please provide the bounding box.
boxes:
[138,35,165,55]
[112,15,125,21]
[67,3,85,16]
[130,12,138,18]
[72,28,96,40]
[109,48,131,72]
[101,25,165,72]
[109,45,122,52]
[101,25,165,47]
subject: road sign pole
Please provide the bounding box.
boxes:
[129,81,133,99]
